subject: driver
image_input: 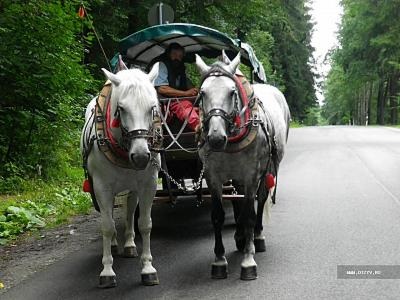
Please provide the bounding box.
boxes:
[154,43,200,131]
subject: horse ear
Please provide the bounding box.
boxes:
[102,68,121,86]
[221,50,231,65]
[228,53,241,74]
[195,54,210,75]
[117,55,128,71]
[148,62,159,83]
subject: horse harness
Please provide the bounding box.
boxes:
[198,67,277,156]
[82,81,163,171]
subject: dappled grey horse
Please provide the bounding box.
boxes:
[195,52,290,280]
[80,62,161,288]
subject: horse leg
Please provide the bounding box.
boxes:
[232,199,245,252]
[111,204,119,256]
[239,185,258,280]
[97,190,118,288]
[111,235,119,256]
[123,192,139,258]
[231,182,245,252]
[254,182,268,252]
[271,163,279,204]
[209,184,227,279]
[138,188,159,286]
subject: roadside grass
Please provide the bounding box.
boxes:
[0,166,92,245]
[290,120,304,128]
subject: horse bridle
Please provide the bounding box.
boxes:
[117,105,163,151]
[199,69,240,134]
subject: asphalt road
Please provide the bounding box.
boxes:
[2,126,400,299]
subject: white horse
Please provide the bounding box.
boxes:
[195,52,290,280]
[80,62,161,288]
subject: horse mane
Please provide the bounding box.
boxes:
[111,69,158,110]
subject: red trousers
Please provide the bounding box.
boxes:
[169,99,200,131]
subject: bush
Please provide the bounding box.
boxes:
[0,0,95,179]
[0,178,92,245]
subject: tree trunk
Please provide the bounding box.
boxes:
[368,81,373,125]
[377,78,387,125]
[26,109,36,152]
[4,126,16,162]
[388,72,399,125]
[383,77,390,124]
[362,85,366,125]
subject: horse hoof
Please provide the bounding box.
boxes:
[254,238,266,252]
[240,266,258,280]
[211,264,228,279]
[124,246,138,258]
[141,273,159,286]
[111,245,119,256]
[98,276,117,288]
[235,238,245,252]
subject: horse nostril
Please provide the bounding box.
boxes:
[144,152,151,162]
[130,152,151,169]
[208,134,227,150]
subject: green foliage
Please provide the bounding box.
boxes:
[289,120,304,128]
[324,0,400,125]
[0,177,92,245]
[0,0,95,178]
[304,106,327,126]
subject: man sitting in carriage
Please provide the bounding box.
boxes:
[154,43,200,131]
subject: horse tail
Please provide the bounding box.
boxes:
[258,179,273,226]
[286,109,291,141]
[264,188,273,225]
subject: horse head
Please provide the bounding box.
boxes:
[195,53,241,151]
[101,64,159,169]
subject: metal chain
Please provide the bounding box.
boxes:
[151,153,208,194]
[232,185,238,195]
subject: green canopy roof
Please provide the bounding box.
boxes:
[114,23,266,82]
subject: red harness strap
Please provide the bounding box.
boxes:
[228,75,251,143]
[105,102,129,160]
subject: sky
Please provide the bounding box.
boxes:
[309,0,343,103]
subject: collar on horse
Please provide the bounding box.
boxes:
[94,81,163,169]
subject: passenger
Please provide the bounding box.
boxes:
[154,43,200,131]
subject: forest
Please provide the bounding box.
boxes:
[323,0,400,125]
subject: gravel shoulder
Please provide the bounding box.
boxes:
[0,210,100,294]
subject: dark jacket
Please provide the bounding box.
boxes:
[162,58,189,91]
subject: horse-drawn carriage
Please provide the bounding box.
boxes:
[110,23,268,204]
[81,22,290,287]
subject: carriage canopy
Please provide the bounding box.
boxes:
[111,23,266,83]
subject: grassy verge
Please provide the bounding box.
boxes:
[0,167,92,245]
[290,120,304,128]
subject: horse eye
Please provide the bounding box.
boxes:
[119,106,124,112]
